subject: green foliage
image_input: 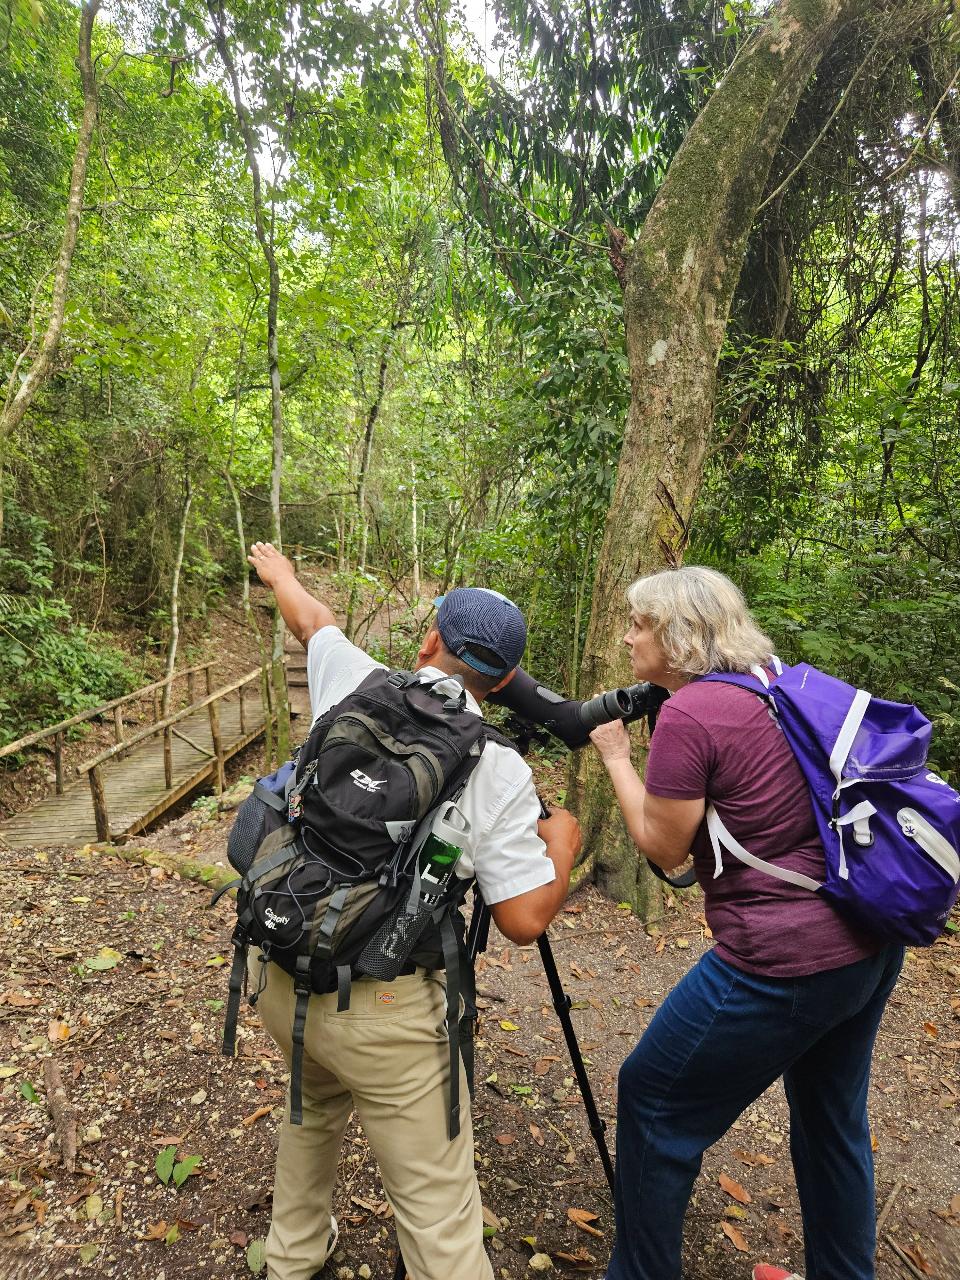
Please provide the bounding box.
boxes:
[0,503,133,745]
[1,0,958,792]
[155,1143,200,1188]
[741,552,960,772]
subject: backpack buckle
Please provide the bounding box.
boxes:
[293,954,312,996]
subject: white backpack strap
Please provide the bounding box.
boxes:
[706,805,823,891]
[829,688,871,788]
[832,797,877,880]
[749,664,770,688]
[770,654,784,675]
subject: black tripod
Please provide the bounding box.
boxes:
[391,888,614,1280]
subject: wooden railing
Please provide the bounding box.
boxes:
[0,662,215,794]
[77,667,264,842]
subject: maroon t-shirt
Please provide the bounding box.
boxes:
[645,678,879,977]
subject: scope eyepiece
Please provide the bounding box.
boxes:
[578,687,634,731]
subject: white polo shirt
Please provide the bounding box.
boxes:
[306,627,555,906]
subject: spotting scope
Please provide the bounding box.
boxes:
[486,667,669,750]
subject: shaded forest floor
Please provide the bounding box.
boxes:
[1,819,958,1280]
[1,576,958,1278]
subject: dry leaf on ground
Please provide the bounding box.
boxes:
[721,1221,749,1252]
[718,1172,752,1204]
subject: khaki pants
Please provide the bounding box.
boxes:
[252,955,494,1280]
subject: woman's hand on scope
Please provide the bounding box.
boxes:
[589,717,633,764]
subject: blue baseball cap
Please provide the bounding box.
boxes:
[434,588,527,678]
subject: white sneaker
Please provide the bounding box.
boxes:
[308,1217,339,1278]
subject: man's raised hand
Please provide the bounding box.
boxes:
[248,541,294,589]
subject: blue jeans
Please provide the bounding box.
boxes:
[606,944,904,1280]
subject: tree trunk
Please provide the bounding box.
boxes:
[210,1,290,763]
[224,466,274,766]
[161,475,192,721]
[0,0,102,540]
[411,460,421,600]
[345,327,397,638]
[571,0,854,912]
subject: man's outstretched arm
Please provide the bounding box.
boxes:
[247,542,337,648]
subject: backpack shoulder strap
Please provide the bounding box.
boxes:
[476,722,522,754]
[697,667,776,697]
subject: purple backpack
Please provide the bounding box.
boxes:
[700,660,960,946]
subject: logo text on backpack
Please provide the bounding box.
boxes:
[264,907,290,930]
[350,769,386,793]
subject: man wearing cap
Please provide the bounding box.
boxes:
[245,542,581,1280]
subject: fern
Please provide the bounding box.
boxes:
[0,593,30,620]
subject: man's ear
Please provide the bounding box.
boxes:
[417,625,443,664]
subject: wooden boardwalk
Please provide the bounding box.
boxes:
[0,693,266,850]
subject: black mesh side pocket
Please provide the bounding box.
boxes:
[227,793,269,874]
[356,900,436,980]
[227,786,287,875]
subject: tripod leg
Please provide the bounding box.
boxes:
[537,930,615,1194]
[466,892,491,962]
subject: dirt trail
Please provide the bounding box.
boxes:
[0,825,957,1280]
[1,573,958,1278]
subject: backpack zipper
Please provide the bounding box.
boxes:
[896,808,960,882]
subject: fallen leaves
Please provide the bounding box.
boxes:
[718,1172,752,1205]
[533,1056,559,1076]
[1,989,41,1008]
[246,1237,267,1274]
[721,1220,749,1252]
[567,1207,603,1238]
[242,1104,274,1126]
[903,1244,934,1274]
[82,946,123,971]
[734,1149,776,1167]
[481,1204,501,1235]
[553,1247,596,1269]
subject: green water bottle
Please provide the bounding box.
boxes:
[418,804,471,901]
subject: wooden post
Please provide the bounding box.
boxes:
[187,671,196,705]
[54,731,64,795]
[205,665,213,697]
[89,765,111,842]
[239,683,246,734]
[112,705,123,743]
[152,690,160,722]
[163,726,173,788]
[208,698,225,792]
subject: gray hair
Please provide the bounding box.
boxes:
[626,566,773,677]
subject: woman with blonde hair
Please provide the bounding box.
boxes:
[590,567,903,1280]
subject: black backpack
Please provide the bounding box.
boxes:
[215,668,513,1137]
